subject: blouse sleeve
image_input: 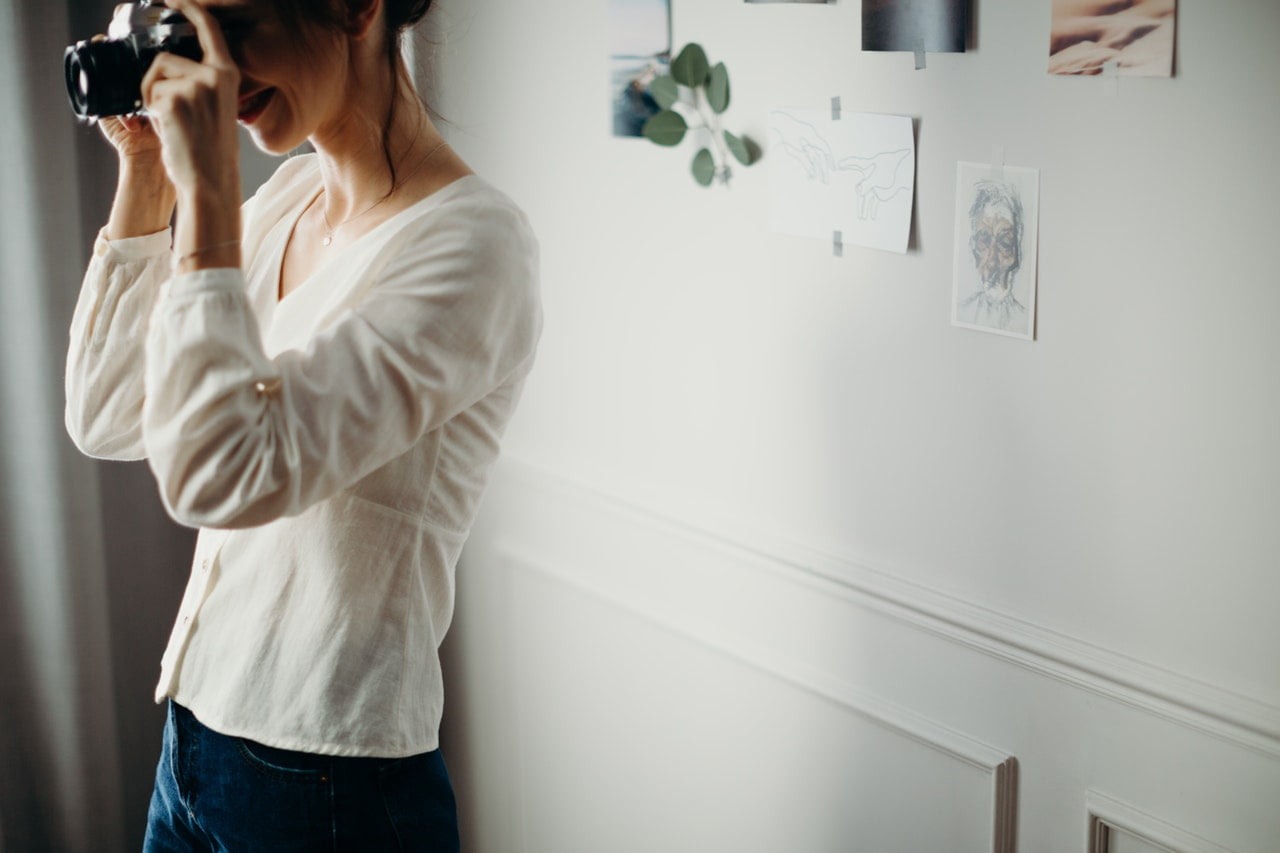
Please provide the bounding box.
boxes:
[64,228,173,460]
[140,193,541,530]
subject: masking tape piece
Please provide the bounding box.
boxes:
[1102,59,1120,96]
[833,231,843,257]
[831,96,842,121]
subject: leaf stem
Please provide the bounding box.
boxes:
[693,90,733,186]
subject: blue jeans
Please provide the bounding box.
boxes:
[144,701,459,852]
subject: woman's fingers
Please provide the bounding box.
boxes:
[164,0,236,70]
[141,50,237,124]
[128,0,242,204]
[144,52,220,98]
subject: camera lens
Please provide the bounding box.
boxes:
[64,39,146,118]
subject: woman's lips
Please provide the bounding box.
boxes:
[237,88,273,123]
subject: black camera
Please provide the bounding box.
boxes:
[64,1,202,119]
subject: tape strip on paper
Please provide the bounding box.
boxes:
[1102,59,1120,96]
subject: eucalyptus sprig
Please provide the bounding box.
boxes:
[641,43,761,187]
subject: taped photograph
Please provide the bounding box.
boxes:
[862,0,968,53]
[610,0,672,137]
[1049,0,1176,76]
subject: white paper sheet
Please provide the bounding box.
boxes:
[768,109,915,254]
[951,161,1040,340]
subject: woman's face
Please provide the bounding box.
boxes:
[970,202,1020,294]
[203,1,350,154]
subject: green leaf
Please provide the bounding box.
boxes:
[671,43,710,88]
[691,148,716,186]
[642,110,688,146]
[724,131,761,166]
[724,130,750,165]
[650,74,679,110]
[707,63,730,114]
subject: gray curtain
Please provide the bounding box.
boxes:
[0,3,192,851]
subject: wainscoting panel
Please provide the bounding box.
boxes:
[1086,791,1233,853]
[506,559,1008,852]
[440,461,1280,852]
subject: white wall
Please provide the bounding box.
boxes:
[428,1,1280,850]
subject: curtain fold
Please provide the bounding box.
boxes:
[0,4,126,850]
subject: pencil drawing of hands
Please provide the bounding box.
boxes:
[767,109,915,253]
[771,111,912,223]
[840,149,912,220]
[771,112,839,182]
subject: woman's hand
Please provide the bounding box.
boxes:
[141,0,240,201]
[100,109,175,241]
[99,113,163,159]
[90,28,163,164]
[86,26,175,240]
[139,0,242,269]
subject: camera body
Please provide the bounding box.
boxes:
[64,1,201,119]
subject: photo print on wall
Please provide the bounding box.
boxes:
[1048,0,1176,76]
[862,0,968,53]
[951,162,1039,340]
[610,0,672,137]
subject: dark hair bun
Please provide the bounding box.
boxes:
[386,0,432,30]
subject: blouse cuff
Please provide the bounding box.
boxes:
[164,267,246,301]
[95,227,172,261]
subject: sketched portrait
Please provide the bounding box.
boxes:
[951,162,1039,340]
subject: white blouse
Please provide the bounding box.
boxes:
[65,154,541,757]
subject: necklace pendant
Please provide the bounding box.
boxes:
[322,234,333,247]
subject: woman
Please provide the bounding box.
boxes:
[64,0,540,848]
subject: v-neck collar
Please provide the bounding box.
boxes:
[273,173,482,306]
[275,185,325,305]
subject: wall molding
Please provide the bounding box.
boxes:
[492,458,1280,761]
[1086,790,1232,853]
[501,545,1019,853]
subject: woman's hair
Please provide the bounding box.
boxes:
[273,0,434,191]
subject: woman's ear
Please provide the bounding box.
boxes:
[345,0,382,39]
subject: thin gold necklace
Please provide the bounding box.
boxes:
[318,140,449,247]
